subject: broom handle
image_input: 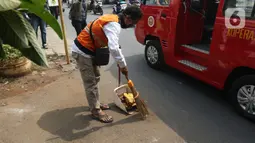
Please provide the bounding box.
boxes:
[125,74,129,81]
[125,74,139,98]
[118,66,121,87]
[118,66,129,93]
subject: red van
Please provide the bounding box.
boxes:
[135,0,255,121]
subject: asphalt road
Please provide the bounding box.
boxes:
[62,5,255,143]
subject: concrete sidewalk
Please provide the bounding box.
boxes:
[0,28,185,143]
[0,70,185,143]
[44,27,73,56]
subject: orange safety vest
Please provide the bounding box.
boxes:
[76,14,119,52]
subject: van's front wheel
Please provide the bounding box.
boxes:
[145,40,164,69]
[229,75,255,121]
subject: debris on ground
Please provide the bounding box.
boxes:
[0,55,77,100]
[0,102,7,107]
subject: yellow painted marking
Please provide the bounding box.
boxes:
[226,29,255,40]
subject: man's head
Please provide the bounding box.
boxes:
[119,5,143,29]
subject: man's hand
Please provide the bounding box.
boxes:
[120,66,128,76]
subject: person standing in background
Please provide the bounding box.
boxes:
[29,0,49,49]
[49,6,59,20]
[69,0,87,36]
[80,0,87,30]
[48,0,59,20]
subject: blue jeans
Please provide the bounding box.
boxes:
[30,15,47,48]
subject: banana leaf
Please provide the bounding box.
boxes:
[0,0,21,11]
[0,10,48,66]
[0,10,29,49]
[0,0,62,67]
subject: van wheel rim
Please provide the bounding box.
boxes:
[147,46,158,64]
[237,85,255,115]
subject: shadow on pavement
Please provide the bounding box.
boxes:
[105,54,255,143]
[37,106,142,141]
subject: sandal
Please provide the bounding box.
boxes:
[100,103,110,110]
[91,112,114,123]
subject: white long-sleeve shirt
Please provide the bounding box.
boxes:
[71,22,127,68]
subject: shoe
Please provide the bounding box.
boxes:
[43,44,48,49]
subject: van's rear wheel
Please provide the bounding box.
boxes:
[145,40,164,69]
[229,75,255,121]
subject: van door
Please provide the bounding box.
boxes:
[142,0,171,50]
[209,0,255,85]
[182,0,206,44]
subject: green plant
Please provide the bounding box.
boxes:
[0,44,24,68]
[0,0,63,67]
[0,44,22,60]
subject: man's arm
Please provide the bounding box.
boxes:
[102,22,127,68]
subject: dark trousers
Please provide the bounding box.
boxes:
[50,6,59,20]
[72,20,87,36]
[30,15,47,48]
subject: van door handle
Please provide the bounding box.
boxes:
[161,13,167,18]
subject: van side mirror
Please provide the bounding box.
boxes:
[191,0,203,11]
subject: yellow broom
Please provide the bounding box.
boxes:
[119,67,149,119]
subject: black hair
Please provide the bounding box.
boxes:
[122,5,143,21]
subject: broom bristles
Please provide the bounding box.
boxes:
[135,96,149,119]
[127,79,149,119]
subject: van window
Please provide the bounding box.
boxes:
[223,0,255,19]
[145,0,170,6]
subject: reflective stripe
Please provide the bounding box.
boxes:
[85,27,90,33]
